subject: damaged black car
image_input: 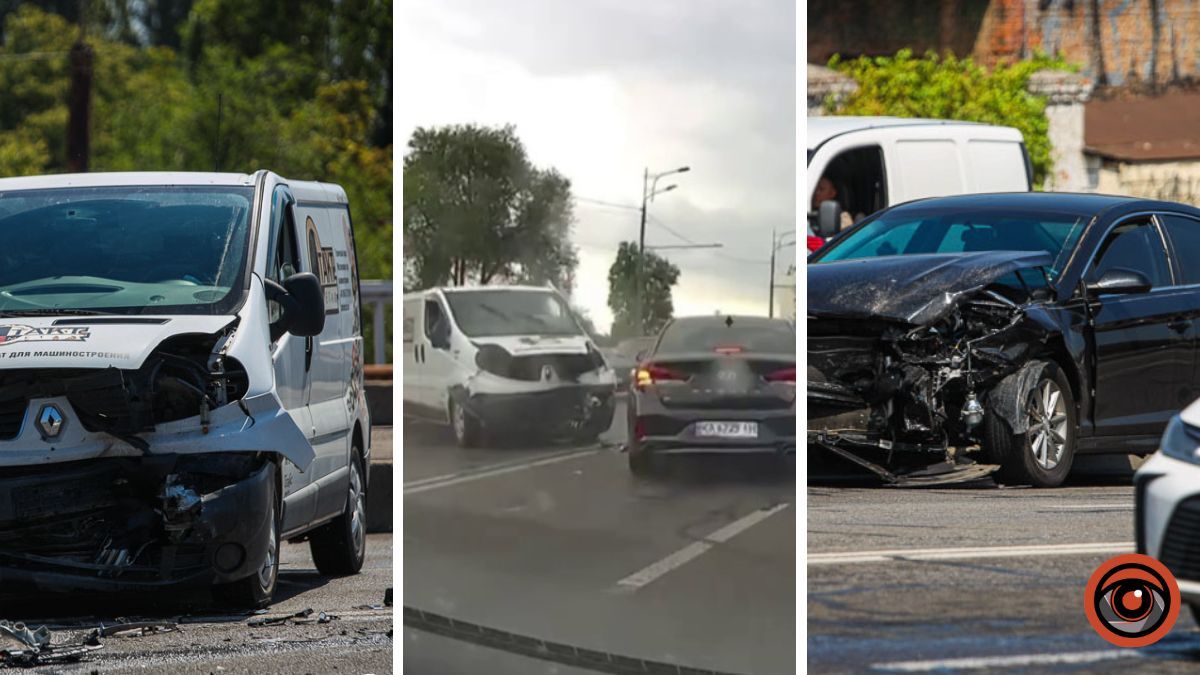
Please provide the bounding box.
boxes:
[809,193,1200,487]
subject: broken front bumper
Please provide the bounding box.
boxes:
[463,385,616,432]
[0,455,275,593]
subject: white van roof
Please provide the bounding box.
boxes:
[807,116,1023,150]
[0,171,348,205]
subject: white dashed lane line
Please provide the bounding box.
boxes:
[809,541,1133,565]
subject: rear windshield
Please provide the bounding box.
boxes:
[656,318,795,355]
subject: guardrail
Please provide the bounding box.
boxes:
[360,279,392,365]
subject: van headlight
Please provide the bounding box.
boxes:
[1161,415,1200,464]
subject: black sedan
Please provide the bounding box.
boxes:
[809,192,1200,487]
[627,315,796,475]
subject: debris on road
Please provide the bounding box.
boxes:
[246,608,337,627]
[91,619,178,639]
[0,619,102,668]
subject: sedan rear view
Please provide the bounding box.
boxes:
[627,316,796,475]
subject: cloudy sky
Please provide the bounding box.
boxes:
[399,0,796,332]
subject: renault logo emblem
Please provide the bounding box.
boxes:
[36,404,64,440]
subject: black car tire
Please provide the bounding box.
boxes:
[628,446,661,477]
[574,399,616,445]
[983,361,1076,488]
[450,397,484,448]
[309,449,367,576]
[215,463,280,609]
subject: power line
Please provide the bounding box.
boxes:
[576,196,639,211]
[646,214,696,245]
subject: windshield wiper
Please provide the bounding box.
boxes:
[0,308,115,317]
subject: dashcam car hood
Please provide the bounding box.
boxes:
[808,251,1054,326]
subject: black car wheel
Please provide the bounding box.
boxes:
[309,449,367,576]
[984,361,1076,488]
[215,463,280,609]
[450,398,483,448]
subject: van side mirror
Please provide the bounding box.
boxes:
[265,273,326,342]
[1086,268,1152,296]
[817,200,843,238]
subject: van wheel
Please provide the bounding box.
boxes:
[450,398,483,448]
[309,449,367,576]
[215,464,280,609]
[983,362,1076,488]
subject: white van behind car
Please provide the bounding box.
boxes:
[807,116,1032,238]
[403,285,616,447]
[0,171,370,608]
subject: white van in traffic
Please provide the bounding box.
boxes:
[807,116,1032,238]
[403,285,617,447]
[0,171,370,608]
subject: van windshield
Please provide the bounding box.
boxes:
[443,289,584,338]
[0,185,255,315]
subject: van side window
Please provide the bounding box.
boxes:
[424,299,446,343]
[816,145,886,225]
[403,300,418,344]
[267,186,302,323]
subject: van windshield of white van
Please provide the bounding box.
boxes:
[443,289,584,338]
[0,186,254,315]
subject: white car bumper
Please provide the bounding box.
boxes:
[1137,451,1200,604]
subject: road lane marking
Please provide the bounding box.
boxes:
[872,650,1143,671]
[809,541,1133,565]
[403,448,601,494]
[615,503,790,591]
[1040,502,1133,510]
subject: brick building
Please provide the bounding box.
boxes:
[809,0,1200,91]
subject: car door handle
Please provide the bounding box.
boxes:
[1168,318,1190,333]
[304,336,314,371]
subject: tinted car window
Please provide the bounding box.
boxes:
[1091,221,1171,289]
[1160,215,1200,285]
[656,318,795,355]
[817,207,1086,281]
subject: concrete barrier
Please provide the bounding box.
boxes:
[367,425,393,533]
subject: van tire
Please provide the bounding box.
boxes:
[215,463,280,609]
[450,398,483,448]
[982,362,1076,488]
[309,450,367,576]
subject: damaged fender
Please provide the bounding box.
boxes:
[984,360,1049,435]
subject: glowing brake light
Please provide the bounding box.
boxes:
[714,345,743,355]
[765,367,796,383]
[635,363,686,389]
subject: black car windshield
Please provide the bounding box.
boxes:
[0,185,255,315]
[815,207,1087,281]
[656,317,795,355]
[444,289,584,337]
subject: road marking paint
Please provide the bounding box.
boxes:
[1041,503,1133,511]
[615,503,790,591]
[872,649,1143,671]
[809,541,1133,565]
[403,448,601,494]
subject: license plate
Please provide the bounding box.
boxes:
[695,421,758,439]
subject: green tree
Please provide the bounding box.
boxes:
[828,49,1075,187]
[403,124,577,292]
[607,241,680,339]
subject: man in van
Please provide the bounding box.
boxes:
[811,175,856,230]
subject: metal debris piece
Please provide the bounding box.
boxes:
[92,620,177,639]
[0,620,102,668]
[0,622,49,652]
[247,608,314,627]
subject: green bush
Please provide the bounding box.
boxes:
[827,49,1077,188]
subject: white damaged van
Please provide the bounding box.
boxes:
[403,285,617,447]
[0,171,370,608]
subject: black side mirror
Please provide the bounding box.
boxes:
[1086,268,1152,296]
[817,200,842,238]
[265,272,326,342]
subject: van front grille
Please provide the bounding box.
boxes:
[0,399,26,440]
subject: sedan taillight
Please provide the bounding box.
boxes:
[765,367,796,383]
[635,363,687,389]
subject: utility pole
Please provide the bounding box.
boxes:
[769,227,776,318]
[635,168,648,336]
[66,2,92,173]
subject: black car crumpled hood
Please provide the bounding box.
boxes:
[808,251,1054,326]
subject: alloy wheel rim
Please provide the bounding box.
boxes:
[1027,380,1068,470]
[350,462,365,558]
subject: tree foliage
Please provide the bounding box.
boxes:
[0,3,391,279]
[403,124,578,292]
[607,241,680,340]
[828,49,1076,187]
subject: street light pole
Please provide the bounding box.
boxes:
[769,229,797,318]
[633,165,689,336]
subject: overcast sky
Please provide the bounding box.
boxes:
[399,0,796,332]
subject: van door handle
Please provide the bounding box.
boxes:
[304,336,314,371]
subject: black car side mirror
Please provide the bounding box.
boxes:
[817,200,843,238]
[1086,268,1153,296]
[265,273,326,342]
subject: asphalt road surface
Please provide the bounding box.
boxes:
[808,455,1200,674]
[403,397,797,675]
[0,429,395,675]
